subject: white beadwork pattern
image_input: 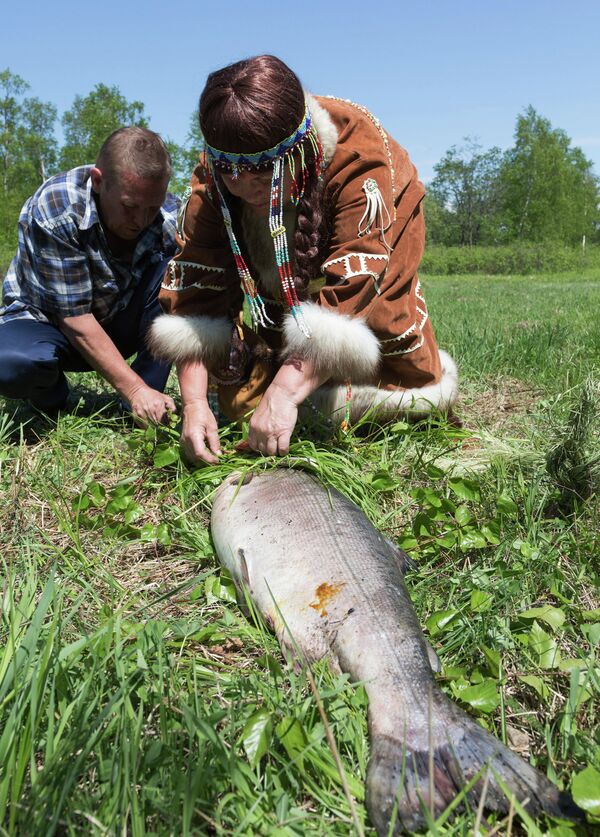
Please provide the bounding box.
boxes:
[380,281,429,355]
[322,252,389,293]
[162,259,226,291]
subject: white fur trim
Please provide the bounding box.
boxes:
[280,302,380,382]
[307,349,459,423]
[147,314,231,365]
[305,93,338,167]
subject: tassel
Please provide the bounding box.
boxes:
[358,178,392,252]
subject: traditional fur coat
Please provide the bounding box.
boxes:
[149,94,458,422]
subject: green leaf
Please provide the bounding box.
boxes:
[88,480,106,506]
[448,476,481,501]
[413,512,435,536]
[547,826,577,837]
[257,654,283,678]
[369,470,399,492]
[529,621,561,669]
[581,623,600,646]
[139,523,156,541]
[496,494,518,515]
[242,709,273,767]
[457,679,500,714]
[558,658,588,672]
[519,605,566,631]
[481,521,501,544]
[459,529,487,550]
[156,523,171,545]
[481,645,500,678]
[581,608,600,620]
[454,505,473,526]
[153,443,180,468]
[470,589,493,612]
[397,535,418,551]
[275,716,307,769]
[517,674,550,701]
[571,765,600,815]
[213,575,237,604]
[425,609,460,637]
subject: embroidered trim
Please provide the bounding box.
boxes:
[162,259,226,290]
[160,281,225,293]
[380,281,429,355]
[176,186,192,238]
[322,252,389,294]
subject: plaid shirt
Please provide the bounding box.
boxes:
[1,166,179,325]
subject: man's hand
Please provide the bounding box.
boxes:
[124,383,176,425]
[248,383,299,456]
[180,400,221,464]
[59,313,174,421]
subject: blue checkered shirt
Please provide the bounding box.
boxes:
[1,166,179,325]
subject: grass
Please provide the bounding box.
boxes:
[0,268,599,835]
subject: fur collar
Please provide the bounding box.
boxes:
[305,92,338,167]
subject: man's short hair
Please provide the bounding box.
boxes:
[96,126,172,182]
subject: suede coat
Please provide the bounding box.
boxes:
[150,95,458,422]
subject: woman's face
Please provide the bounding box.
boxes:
[220,165,295,215]
[220,168,273,213]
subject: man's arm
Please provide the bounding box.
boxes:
[59,313,175,423]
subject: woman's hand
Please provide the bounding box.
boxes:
[248,383,298,456]
[180,400,221,464]
[247,357,328,456]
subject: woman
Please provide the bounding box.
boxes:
[149,55,458,463]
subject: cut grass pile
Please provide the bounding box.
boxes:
[0,269,599,835]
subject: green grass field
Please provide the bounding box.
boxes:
[0,270,598,836]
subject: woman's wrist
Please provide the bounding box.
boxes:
[270,357,328,405]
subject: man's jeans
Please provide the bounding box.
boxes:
[0,260,170,411]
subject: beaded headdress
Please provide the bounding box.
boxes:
[204,106,323,336]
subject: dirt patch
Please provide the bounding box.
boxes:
[457,377,543,435]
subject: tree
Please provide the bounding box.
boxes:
[59,83,148,169]
[428,139,504,246]
[166,113,204,197]
[0,69,57,259]
[499,106,599,243]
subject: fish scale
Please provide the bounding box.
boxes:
[211,468,583,834]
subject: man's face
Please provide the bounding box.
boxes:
[91,167,169,241]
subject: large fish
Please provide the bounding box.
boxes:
[211,468,582,834]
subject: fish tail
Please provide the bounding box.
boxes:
[366,707,583,835]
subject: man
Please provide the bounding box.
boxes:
[0,126,179,423]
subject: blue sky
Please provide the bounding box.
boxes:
[3,0,599,182]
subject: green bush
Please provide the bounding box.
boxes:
[421,243,600,275]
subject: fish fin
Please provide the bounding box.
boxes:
[426,642,442,674]
[237,548,250,586]
[366,706,583,834]
[385,538,418,574]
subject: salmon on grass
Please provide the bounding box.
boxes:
[211,468,583,834]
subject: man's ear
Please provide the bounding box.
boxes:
[90,166,103,193]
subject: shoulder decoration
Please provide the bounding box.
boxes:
[358,178,392,253]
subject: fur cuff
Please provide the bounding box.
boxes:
[147,314,231,365]
[307,349,459,423]
[281,302,380,382]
